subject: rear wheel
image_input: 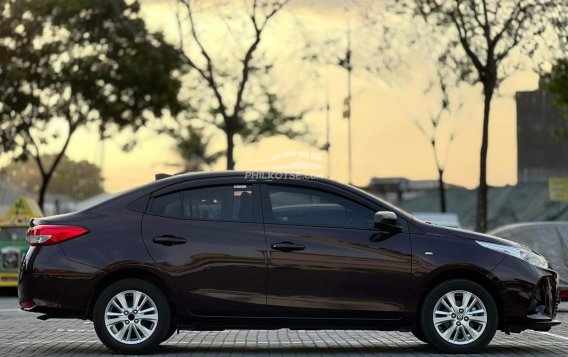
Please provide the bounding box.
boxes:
[93,279,171,354]
[420,279,498,354]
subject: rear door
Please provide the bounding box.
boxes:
[261,182,412,319]
[141,179,267,317]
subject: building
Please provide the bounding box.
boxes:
[363,177,463,205]
[516,88,568,182]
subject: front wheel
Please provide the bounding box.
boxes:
[93,279,171,354]
[420,279,498,354]
[411,327,428,343]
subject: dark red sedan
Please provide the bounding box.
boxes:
[19,172,560,354]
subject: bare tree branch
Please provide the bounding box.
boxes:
[448,3,486,76]
[233,0,289,118]
[179,0,229,119]
[491,2,525,47]
[495,10,529,63]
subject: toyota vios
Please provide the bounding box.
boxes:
[19,172,560,354]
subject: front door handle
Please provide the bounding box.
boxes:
[271,241,305,252]
[153,235,186,246]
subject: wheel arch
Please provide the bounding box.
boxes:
[416,268,505,330]
[87,267,179,322]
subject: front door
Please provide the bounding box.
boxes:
[261,183,412,319]
[142,181,267,317]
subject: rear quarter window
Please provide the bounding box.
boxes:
[148,191,182,218]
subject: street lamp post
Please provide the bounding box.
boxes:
[339,23,353,185]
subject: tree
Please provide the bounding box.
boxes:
[544,59,568,130]
[175,0,306,170]
[163,123,224,172]
[1,155,104,201]
[411,0,568,232]
[406,68,464,213]
[0,0,183,210]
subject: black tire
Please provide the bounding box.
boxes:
[420,279,498,354]
[93,279,171,355]
[411,327,429,344]
[163,323,177,342]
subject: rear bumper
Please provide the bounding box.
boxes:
[18,245,98,318]
[17,304,85,320]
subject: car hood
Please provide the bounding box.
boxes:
[415,220,532,250]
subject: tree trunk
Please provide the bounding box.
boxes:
[32,122,75,214]
[475,82,494,232]
[438,168,447,213]
[38,173,50,213]
[226,124,235,170]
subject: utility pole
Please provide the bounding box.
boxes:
[325,77,331,178]
[339,22,353,185]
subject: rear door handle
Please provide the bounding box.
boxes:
[153,235,186,246]
[271,241,305,252]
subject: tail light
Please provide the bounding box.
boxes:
[26,225,89,246]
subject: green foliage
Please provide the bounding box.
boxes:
[1,155,104,200]
[543,59,568,138]
[544,59,568,110]
[175,129,224,172]
[0,0,183,137]
[0,0,184,208]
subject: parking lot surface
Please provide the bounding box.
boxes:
[1,294,568,356]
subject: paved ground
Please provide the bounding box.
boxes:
[1,291,568,356]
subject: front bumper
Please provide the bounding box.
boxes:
[492,256,561,332]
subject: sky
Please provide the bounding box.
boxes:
[43,0,541,193]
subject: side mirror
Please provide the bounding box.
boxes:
[374,211,397,227]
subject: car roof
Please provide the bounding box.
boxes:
[82,171,413,222]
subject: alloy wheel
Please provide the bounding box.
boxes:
[432,290,488,345]
[104,290,159,345]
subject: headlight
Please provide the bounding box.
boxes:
[476,241,549,269]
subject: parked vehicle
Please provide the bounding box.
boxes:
[0,198,42,287]
[19,172,560,354]
[489,222,568,300]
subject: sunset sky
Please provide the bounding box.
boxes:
[34,0,542,193]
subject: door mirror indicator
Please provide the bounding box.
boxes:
[374,211,397,227]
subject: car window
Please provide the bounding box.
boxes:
[149,185,254,222]
[149,191,182,218]
[266,185,375,229]
[183,185,254,222]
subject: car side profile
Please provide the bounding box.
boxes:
[19,172,560,354]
